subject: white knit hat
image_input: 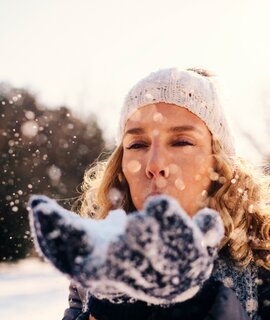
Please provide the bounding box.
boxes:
[116,67,235,155]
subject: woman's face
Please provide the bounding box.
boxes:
[122,103,214,216]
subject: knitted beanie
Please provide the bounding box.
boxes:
[116,67,235,155]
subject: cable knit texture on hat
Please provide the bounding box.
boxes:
[116,68,235,155]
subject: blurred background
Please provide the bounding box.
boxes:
[1,0,270,318]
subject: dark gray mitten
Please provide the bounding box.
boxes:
[28,194,224,305]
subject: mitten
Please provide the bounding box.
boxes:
[28,194,224,305]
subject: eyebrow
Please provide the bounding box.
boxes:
[169,125,203,134]
[123,125,203,138]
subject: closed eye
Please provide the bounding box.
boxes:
[172,140,194,147]
[126,142,148,150]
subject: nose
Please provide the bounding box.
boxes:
[145,145,169,179]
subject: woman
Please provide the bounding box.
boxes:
[63,68,270,320]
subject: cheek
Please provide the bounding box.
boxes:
[195,156,214,189]
[122,156,145,192]
[180,155,213,187]
[122,156,143,181]
[122,156,151,210]
[122,172,145,210]
[125,159,142,174]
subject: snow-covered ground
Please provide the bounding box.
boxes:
[0,258,70,320]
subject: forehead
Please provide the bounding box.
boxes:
[124,102,208,132]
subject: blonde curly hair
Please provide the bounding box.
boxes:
[74,138,270,271]
[75,67,270,270]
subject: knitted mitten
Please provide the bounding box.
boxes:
[28,194,224,305]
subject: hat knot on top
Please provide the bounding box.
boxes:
[116,67,235,156]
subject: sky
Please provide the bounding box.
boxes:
[1,0,270,159]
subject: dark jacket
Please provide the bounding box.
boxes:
[62,265,270,320]
[62,280,251,320]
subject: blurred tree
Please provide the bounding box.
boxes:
[0,83,108,262]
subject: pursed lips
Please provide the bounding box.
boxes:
[144,181,170,200]
[146,191,163,200]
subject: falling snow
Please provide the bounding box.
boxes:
[222,276,234,288]
[108,188,124,208]
[127,160,141,173]
[175,178,186,191]
[21,120,39,138]
[155,176,168,188]
[0,86,105,262]
[246,299,258,313]
[169,163,179,174]
[153,112,164,123]
[47,165,62,184]
[25,110,35,120]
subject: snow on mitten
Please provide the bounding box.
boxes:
[28,194,224,305]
